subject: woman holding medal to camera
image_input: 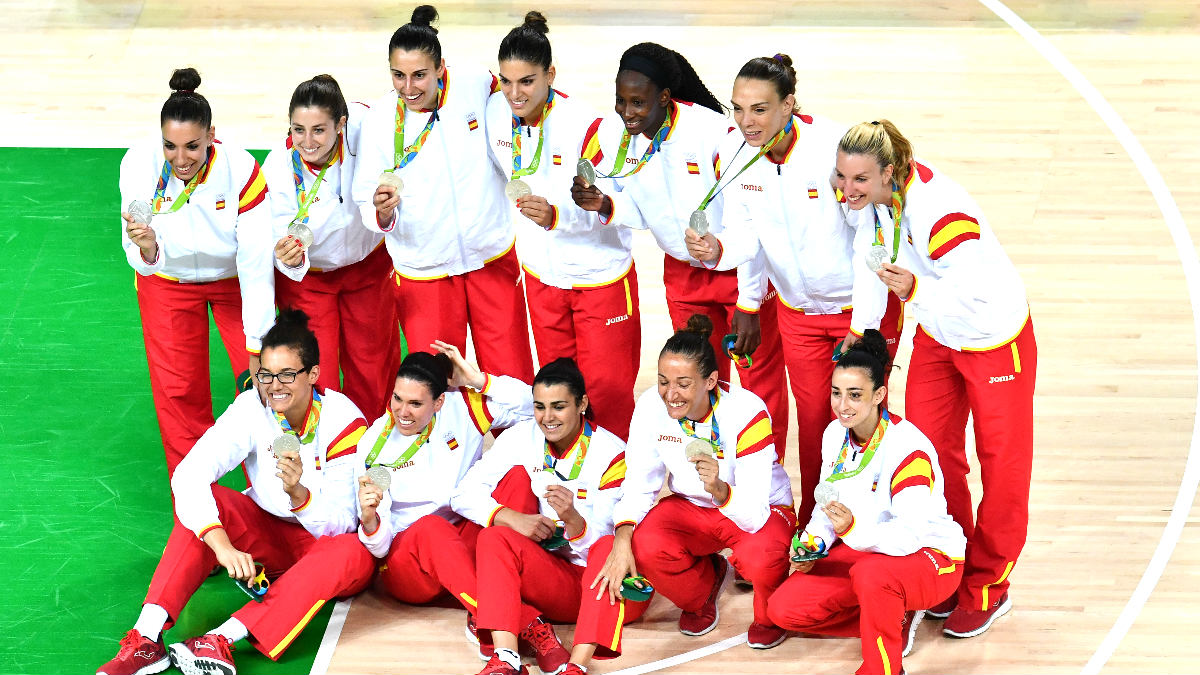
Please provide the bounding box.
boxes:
[119,67,274,476]
[452,358,643,675]
[592,315,795,650]
[766,330,965,675]
[353,5,534,384]
[569,42,789,454]
[834,120,1036,638]
[264,75,399,418]
[684,55,902,523]
[484,12,641,441]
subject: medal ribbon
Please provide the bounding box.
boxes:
[151,158,205,214]
[678,389,723,458]
[595,102,677,180]
[542,420,592,481]
[510,89,555,179]
[872,181,904,263]
[364,414,436,469]
[289,139,340,225]
[828,408,890,481]
[695,116,795,212]
[393,78,446,170]
[274,389,322,445]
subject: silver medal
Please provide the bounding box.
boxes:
[365,465,392,492]
[576,159,596,187]
[272,433,300,458]
[287,221,314,249]
[529,469,558,497]
[814,481,839,508]
[504,179,533,203]
[128,200,154,225]
[689,209,709,236]
[866,245,890,272]
[684,439,715,459]
[378,171,404,191]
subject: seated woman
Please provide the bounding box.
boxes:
[766,330,966,675]
[593,315,796,650]
[452,358,642,675]
[97,309,369,675]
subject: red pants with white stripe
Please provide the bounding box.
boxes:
[905,318,1036,611]
[631,495,796,627]
[476,531,648,658]
[393,247,534,383]
[524,265,641,440]
[662,256,789,460]
[766,545,963,675]
[777,295,903,522]
[275,244,400,419]
[135,274,249,476]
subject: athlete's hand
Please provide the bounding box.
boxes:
[373,184,401,224]
[203,529,256,582]
[684,229,721,263]
[689,454,729,504]
[516,194,555,230]
[358,474,385,533]
[274,234,305,268]
[276,449,308,507]
[544,484,584,537]
[569,176,612,218]
[823,500,854,534]
[494,508,557,542]
[730,309,761,356]
[123,212,159,263]
[591,525,637,605]
[790,559,816,574]
[431,340,486,390]
[876,262,914,300]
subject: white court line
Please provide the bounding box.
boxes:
[977,2,1200,674]
[608,633,749,675]
[310,598,353,675]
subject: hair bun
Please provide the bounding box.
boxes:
[411,4,438,30]
[169,67,201,93]
[847,329,889,366]
[772,53,793,68]
[683,313,714,340]
[275,307,311,331]
[523,10,549,33]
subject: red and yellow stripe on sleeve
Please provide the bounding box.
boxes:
[735,410,772,458]
[580,118,604,166]
[928,212,980,260]
[599,452,626,490]
[238,162,268,214]
[890,450,934,496]
[463,389,494,436]
[326,417,368,462]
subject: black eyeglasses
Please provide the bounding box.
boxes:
[255,366,311,384]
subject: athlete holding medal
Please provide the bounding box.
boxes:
[353,5,534,383]
[264,75,400,418]
[484,12,641,440]
[766,330,965,675]
[118,67,273,475]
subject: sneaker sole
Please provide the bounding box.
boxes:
[747,631,788,649]
[98,656,170,675]
[942,597,1012,639]
[926,608,952,620]
[168,645,236,675]
[680,557,731,637]
[902,610,925,657]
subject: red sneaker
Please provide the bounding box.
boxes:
[678,555,728,636]
[475,654,529,675]
[97,629,169,675]
[746,622,787,649]
[519,616,569,675]
[926,594,957,619]
[901,609,924,657]
[168,634,237,675]
[559,664,587,675]
[466,615,494,660]
[943,593,1011,638]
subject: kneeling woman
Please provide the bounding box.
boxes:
[766,330,965,675]
[452,359,641,675]
[595,315,796,650]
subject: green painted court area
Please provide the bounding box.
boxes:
[0,148,331,675]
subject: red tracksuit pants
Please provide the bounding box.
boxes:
[777,295,903,521]
[135,274,249,476]
[524,266,641,440]
[662,255,789,460]
[393,247,534,383]
[767,545,964,675]
[905,318,1037,611]
[275,245,401,419]
[631,495,796,627]
[476,531,649,658]
[144,487,375,660]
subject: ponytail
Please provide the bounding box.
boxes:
[838,119,914,193]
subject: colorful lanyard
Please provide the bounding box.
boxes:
[289,139,339,225]
[393,78,447,170]
[274,389,322,449]
[872,181,904,263]
[828,408,890,481]
[597,103,675,180]
[542,420,592,481]
[510,89,555,179]
[678,390,722,458]
[364,414,436,469]
[695,116,794,212]
[151,158,205,214]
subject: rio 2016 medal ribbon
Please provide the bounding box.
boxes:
[128,200,154,225]
[685,438,715,459]
[271,433,300,459]
[814,481,839,508]
[504,179,532,203]
[576,158,596,187]
[378,171,404,192]
[287,221,314,249]
[365,465,392,492]
[866,244,889,272]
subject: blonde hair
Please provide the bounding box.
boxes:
[838,119,914,191]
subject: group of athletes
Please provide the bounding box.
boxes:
[103,5,1038,675]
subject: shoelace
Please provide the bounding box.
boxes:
[523,621,559,654]
[116,632,141,658]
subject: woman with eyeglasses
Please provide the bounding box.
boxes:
[97,309,372,675]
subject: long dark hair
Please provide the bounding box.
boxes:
[617,42,723,114]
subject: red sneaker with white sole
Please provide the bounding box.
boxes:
[943,593,1012,638]
[678,555,728,636]
[168,633,237,675]
[97,629,169,675]
[519,616,569,675]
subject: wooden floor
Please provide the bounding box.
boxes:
[9,0,1200,672]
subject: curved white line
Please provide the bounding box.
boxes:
[977,2,1200,674]
[607,633,749,675]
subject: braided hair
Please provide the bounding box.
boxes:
[618,42,724,114]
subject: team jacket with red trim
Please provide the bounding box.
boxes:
[583,101,768,304]
[263,103,382,280]
[801,416,965,558]
[450,418,627,568]
[119,139,274,350]
[880,159,1029,350]
[712,114,887,331]
[352,66,514,281]
[484,89,634,289]
[171,388,368,540]
[355,374,534,557]
[613,384,791,534]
